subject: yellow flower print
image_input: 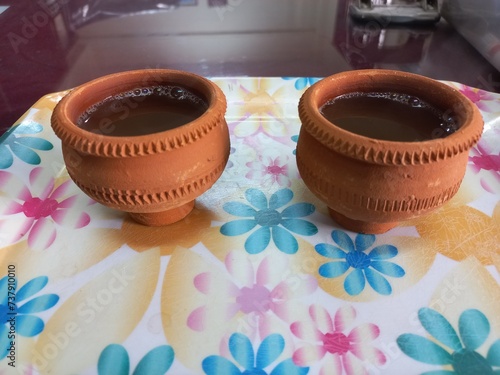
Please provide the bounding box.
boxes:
[0,230,124,281]
[222,78,295,138]
[412,203,500,266]
[35,249,160,374]
[408,170,500,266]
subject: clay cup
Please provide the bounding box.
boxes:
[296,69,484,234]
[51,69,229,226]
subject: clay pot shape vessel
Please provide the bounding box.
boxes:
[297,69,483,234]
[51,69,229,226]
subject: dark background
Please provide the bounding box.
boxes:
[1,0,499,133]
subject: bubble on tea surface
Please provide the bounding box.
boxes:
[170,86,184,99]
[443,125,453,134]
[443,114,455,123]
[409,96,421,107]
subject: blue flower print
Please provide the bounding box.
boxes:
[397,308,500,374]
[291,135,298,155]
[0,122,53,169]
[0,275,59,359]
[98,344,175,375]
[203,333,308,375]
[282,77,321,90]
[315,230,405,295]
[220,188,318,254]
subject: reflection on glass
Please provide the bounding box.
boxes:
[64,0,200,29]
[350,0,440,24]
[333,1,435,69]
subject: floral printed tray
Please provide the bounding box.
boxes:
[0,77,499,375]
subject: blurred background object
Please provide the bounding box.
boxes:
[441,0,500,72]
[349,0,440,24]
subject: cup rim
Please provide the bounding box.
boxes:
[51,69,227,158]
[298,69,484,165]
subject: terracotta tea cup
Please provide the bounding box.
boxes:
[51,69,229,226]
[296,69,483,234]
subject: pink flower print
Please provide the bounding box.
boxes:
[246,155,291,187]
[187,251,317,340]
[469,142,500,193]
[0,365,36,374]
[0,167,91,250]
[459,86,497,112]
[291,304,386,375]
[470,153,500,173]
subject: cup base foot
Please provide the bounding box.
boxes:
[328,208,398,234]
[129,201,195,226]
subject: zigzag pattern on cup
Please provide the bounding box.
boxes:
[52,113,226,158]
[297,154,462,213]
[298,99,482,166]
[70,161,227,207]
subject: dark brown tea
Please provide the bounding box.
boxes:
[320,92,458,142]
[77,86,208,137]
